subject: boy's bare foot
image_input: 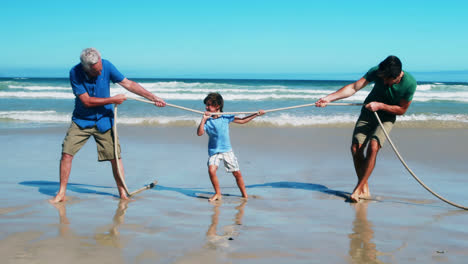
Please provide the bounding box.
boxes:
[49,193,67,204]
[208,194,222,202]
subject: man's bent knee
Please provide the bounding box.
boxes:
[351,143,363,156]
[61,153,74,162]
[368,140,381,153]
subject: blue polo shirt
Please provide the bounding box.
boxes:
[204,115,235,156]
[70,59,125,132]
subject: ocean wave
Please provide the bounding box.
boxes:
[1,80,467,103]
[416,84,433,91]
[94,113,468,128]
[145,87,334,94]
[413,91,468,102]
[1,89,467,103]
[137,92,339,101]
[141,81,289,90]
[109,84,338,95]
[417,83,468,91]
[2,111,467,128]
[0,91,74,99]
[399,113,468,122]
[100,114,360,127]
[8,85,70,91]
[0,110,71,122]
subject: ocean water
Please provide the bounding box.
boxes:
[1,77,467,129]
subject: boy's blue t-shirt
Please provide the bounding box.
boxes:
[69,59,125,133]
[204,115,235,156]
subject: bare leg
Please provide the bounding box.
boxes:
[232,170,248,199]
[110,158,129,200]
[208,165,222,201]
[49,153,74,203]
[351,140,380,202]
[351,143,370,199]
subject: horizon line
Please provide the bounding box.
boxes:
[1,75,467,84]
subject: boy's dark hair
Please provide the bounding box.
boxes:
[204,92,224,112]
[377,55,402,79]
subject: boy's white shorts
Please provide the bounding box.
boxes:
[207,151,240,172]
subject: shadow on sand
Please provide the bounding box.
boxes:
[154,181,351,201]
[20,180,351,201]
[154,185,214,199]
[19,180,117,198]
[247,181,352,201]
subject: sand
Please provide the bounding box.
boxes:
[1,124,468,263]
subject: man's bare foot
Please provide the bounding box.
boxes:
[358,193,372,200]
[120,195,130,200]
[350,188,371,202]
[241,195,248,200]
[49,193,67,204]
[208,194,222,202]
[349,193,360,203]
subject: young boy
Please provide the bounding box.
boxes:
[197,92,265,202]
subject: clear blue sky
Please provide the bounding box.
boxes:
[1,0,467,79]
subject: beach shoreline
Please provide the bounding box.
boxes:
[1,125,468,263]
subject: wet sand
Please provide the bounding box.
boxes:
[1,125,468,263]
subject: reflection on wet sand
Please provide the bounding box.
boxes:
[52,200,129,248]
[51,202,72,238]
[348,201,387,264]
[94,200,129,248]
[205,200,247,250]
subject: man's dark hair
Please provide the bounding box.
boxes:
[204,92,224,112]
[377,55,402,79]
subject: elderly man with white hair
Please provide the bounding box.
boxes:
[50,48,166,203]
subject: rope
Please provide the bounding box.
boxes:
[373,111,468,210]
[113,105,158,197]
[127,96,361,115]
[128,96,204,114]
[118,97,468,208]
[113,105,130,196]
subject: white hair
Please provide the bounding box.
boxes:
[80,48,101,70]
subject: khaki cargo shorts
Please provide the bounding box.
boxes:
[62,122,121,161]
[352,111,395,147]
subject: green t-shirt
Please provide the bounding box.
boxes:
[363,66,417,106]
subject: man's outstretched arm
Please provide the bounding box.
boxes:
[315,77,369,107]
[119,78,166,107]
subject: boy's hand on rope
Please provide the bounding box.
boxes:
[257,110,266,116]
[203,111,213,118]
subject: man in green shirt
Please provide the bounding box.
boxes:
[315,56,417,202]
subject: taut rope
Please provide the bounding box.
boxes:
[114,97,468,209]
[127,96,361,115]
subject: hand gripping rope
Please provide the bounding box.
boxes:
[113,97,468,209]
